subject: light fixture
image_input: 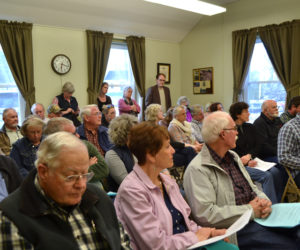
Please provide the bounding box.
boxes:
[144,0,226,16]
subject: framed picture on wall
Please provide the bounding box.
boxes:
[157,63,171,84]
[193,67,213,94]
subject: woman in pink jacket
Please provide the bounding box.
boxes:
[118,86,140,116]
[114,122,237,250]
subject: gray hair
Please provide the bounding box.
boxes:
[190,104,203,117]
[172,105,185,118]
[2,108,17,119]
[177,96,189,106]
[123,86,132,98]
[44,117,73,135]
[261,100,272,112]
[80,104,98,121]
[62,81,75,94]
[145,104,162,122]
[202,111,230,144]
[20,115,45,136]
[108,114,138,146]
[31,103,45,114]
[35,131,86,169]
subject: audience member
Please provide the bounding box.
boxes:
[278,111,300,187]
[101,104,116,128]
[52,81,81,127]
[177,96,192,122]
[47,104,62,119]
[204,102,212,117]
[229,102,280,203]
[280,96,300,124]
[145,103,164,124]
[115,122,236,250]
[77,105,113,156]
[145,73,171,113]
[158,106,174,128]
[10,116,44,178]
[253,100,283,161]
[0,155,22,202]
[0,108,22,156]
[105,114,138,192]
[168,105,202,152]
[43,117,109,189]
[0,132,130,249]
[183,111,298,249]
[31,103,49,123]
[209,102,224,112]
[190,104,204,143]
[118,87,140,116]
[97,82,112,112]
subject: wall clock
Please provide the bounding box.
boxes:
[51,54,71,75]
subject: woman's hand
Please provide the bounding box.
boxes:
[195,227,212,241]
[89,156,98,166]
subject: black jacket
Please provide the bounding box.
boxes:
[253,112,283,158]
[0,169,122,250]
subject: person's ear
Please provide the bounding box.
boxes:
[219,130,225,139]
[37,163,49,181]
[145,152,156,164]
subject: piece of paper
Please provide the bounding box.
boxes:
[252,157,276,172]
[254,203,300,228]
[188,209,252,249]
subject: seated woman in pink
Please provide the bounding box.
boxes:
[114,122,237,250]
[118,86,140,116]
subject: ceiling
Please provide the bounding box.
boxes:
[0,0,239,42]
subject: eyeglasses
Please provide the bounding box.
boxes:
[91,111,101,116]
[223,126,238,131]
[60,172,94,184]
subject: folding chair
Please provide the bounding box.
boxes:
[281,166,300,202]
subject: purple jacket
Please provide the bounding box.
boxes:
[118,98,141,115]
[115,164,200,250]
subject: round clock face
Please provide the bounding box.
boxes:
[51,54,71,75]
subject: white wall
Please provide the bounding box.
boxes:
[180,0,300,110]
[32,25,181,110]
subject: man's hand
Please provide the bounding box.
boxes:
[241,154,251,166]
[258,198,272,218]
[248,160,257,167]
[249,197,262,218]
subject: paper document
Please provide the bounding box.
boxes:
[255,203,300,228]
[188,209,252,249]
[252,157,276,172]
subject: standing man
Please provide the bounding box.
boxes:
[31,103,49,123]
[0,108,22,155]
[0,132,130,249]
[77,105,113,156]
[253,100,282,161]
[145,73,171,113]
[280,96,300,124]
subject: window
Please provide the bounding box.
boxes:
[0,45,24,128]
[241,37,286,123]
[104,42,136,115]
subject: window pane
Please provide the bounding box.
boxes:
[242,39,286,123]
[0,45,23,128]
[104,43,135,115]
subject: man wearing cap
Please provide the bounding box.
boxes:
[47,104,62,119]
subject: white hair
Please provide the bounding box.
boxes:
[80,104,98,121]
[31,103,44,114]
[177,96,189,106]
[35,131,87,169]
[190,104,203,117]
[202,111,230,144]
[172,105,185,118]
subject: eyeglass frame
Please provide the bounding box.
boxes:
[58,171,95,184]
[223,125,238,131]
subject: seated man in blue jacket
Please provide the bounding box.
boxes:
[0,132,130,249]
[77,104,113,156]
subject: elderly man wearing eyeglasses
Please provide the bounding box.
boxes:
[0,132,130,249]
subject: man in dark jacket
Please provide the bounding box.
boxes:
[0,132,130,249]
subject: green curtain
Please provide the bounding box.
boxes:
[86,30,113,104]
[258,20,300,105]
[232,28,257,102]
[126,36,146,105]
[0,20,35,115]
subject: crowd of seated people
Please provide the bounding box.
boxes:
[0,82,300,249]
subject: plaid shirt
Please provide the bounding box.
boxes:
[278,113,300,176]
[0,176,131,250]
[84,127,105,156]
[207,146,256,205]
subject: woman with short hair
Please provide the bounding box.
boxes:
[115,122,237,250]
[177,96,192,122]
[10,116,44,178]
[101,104,116,128]
[118,86,140,116]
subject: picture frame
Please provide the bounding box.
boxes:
[193,67,213,94]
[157,63,171,84]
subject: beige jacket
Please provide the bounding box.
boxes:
[183,144,268,245]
